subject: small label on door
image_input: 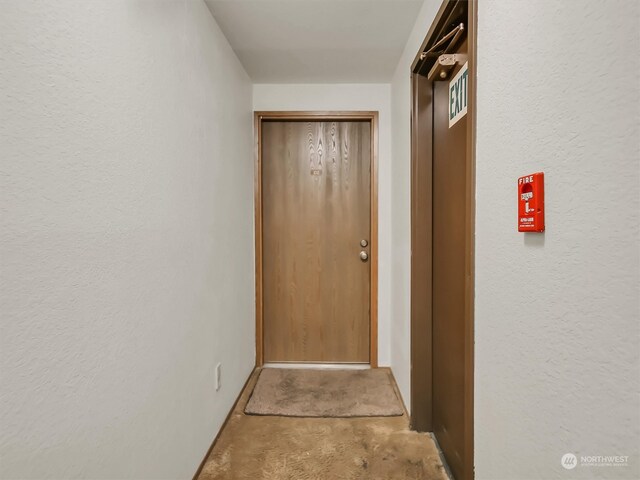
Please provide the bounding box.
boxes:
[311,169,322,176]
[449,62,469,128]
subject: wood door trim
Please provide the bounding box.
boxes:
[409,1,476,479]
[410,73,433,432]
[464,3,477,477]
[254,111,379,368]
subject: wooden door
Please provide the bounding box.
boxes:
[432,42,470,479]
[261,120,371,363]
[410,2,475,478]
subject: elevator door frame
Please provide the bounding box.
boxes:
[409,1,476,479]
[254,111,379,368]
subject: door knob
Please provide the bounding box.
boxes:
[359,251,369,261]
[360,239,368,247]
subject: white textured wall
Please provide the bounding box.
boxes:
[389,0,442,411]
[475,0,639,478]
[0,1,255,479]
[253,84,393,369]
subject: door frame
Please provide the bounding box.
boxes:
[254,111,379,367]
[409,0,476,478]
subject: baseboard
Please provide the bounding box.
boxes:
[264,362,370,370]
[385,366,410,418]
[192,368,255,480]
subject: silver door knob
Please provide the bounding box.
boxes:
[360,239,368,247]
[359,251,369,261]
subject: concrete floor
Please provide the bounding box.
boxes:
[197,368,450,480]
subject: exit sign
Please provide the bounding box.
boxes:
[449,62,468,128]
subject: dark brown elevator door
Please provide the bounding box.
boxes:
[261,121,371,363]
[432,60,468,478]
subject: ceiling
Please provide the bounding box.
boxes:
[204,0,425,83]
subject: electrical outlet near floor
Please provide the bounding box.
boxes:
[215,363,221,391]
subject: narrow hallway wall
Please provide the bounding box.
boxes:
[0,1,254,478]
[474,1,639,478]
[389,0,443,413]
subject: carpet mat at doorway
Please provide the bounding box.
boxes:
[244,368,404,417]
